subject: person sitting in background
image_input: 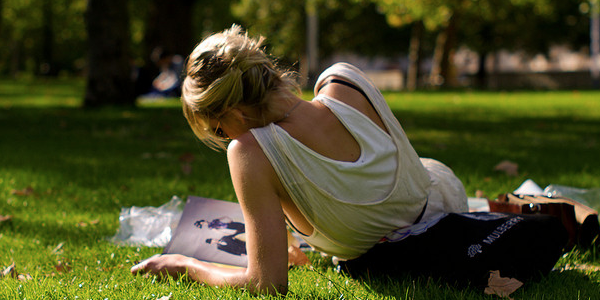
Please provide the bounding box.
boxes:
[145,48,183,98]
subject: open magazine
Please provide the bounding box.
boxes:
[163,196,248,267]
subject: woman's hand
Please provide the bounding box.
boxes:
[130,134,292,295]
[131,254,194,278]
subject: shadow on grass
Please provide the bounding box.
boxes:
[1,99,599,299]
[2,103,599,224]
[393,108,600,196]
[2,103,599,199]
[338,268,600,300]
[0,106,232,248]
[0,106,230,201]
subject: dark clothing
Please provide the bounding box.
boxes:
[339,212,568,286]
[217,235,247,256]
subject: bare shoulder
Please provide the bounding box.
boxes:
[227,132,263,162]
[227,132,281,195]
[317,75,387,132]
[317,75,368,109]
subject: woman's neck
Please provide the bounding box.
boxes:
[262,91,304,124]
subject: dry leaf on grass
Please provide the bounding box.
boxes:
[1,262,16,278]
[55,260,72,273]
[494,160,519,177]
[10,186,35,196]
[484,270,523,299]
[1,262,32,281]
[17,273,33,281]
[0,215,12,224]
[180,163,193,175]
[179,153,195,175]
[52,242,65,255]
[76,219,100,227]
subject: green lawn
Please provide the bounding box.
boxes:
[1,79,600,299]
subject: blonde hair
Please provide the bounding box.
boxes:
[181,25,299,150]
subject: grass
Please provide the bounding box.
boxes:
[1,78,600,299]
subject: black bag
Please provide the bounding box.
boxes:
[340,212,568,286]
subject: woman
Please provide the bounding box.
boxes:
[131,25,566,294]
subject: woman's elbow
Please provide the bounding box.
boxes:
[259,282,288,296]
[246,275,288,296]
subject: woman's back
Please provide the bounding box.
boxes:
[250,63,433,259]
[273,77,384,163]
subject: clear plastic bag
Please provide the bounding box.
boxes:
[544,184,600,211]
[109,196,184,247]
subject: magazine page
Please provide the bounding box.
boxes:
[163,196,248,267]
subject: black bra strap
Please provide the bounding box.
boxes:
[317,78,370,101]
[413,197,429,225]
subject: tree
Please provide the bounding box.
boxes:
[84,0,135,107]
[458,0,590,87]
[233,0,306,63]
[0,0,87,76]
[233,0,411,85]
[143,0,195,59]
[40,0,55,76]
[368,0,458,89]
[0,0,3,37]
[367,0,589,89]
[0,0,42,76]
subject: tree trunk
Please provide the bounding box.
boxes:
[439,13,458,88]
[41,0,56,76]
[430,13,458,89]
[10,40,21,78]
[144,0,195,63]
[406,21,423,92]
[84,0,135,107]
[476,51,488,89]
[0,0,3,35]
[429,29,446,88]
[591,0,600,88]
[305,0,319,87]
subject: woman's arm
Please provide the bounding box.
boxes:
[227,134,290,293]
[131,134,289,295]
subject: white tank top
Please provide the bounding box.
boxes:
[250,63,432,259]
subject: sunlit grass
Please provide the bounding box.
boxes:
[1,78,600,299]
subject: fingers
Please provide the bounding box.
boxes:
[131,254,161,275]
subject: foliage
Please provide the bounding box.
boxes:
[233,0,413,68]
[370,0,553,31]
[458,0,591,54]
[0,0,239,77]
[1,79,600,298]
[0,0,594,81]
[0,0,87,76]
[373,0,454,31]
[317,0,413,58]
[232,0,307,63]
[192,0,241,37]
[368,0,590,55]
[0,0,160,77]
